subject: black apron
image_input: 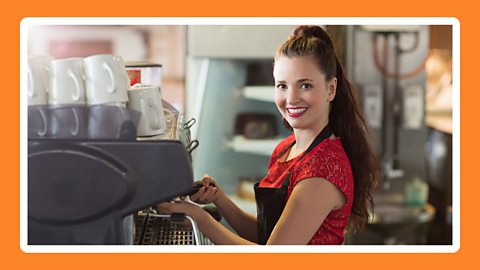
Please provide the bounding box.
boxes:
[254,125,332,244]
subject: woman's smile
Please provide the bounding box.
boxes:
[286,107,308,117]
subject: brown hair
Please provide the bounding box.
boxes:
[275,25,380,231]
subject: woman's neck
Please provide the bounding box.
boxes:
[293,120,329,151]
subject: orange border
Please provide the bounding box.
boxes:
[6,0,473,269]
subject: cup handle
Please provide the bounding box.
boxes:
[115,56,129,90]
[68,70,81,102]
[70,108,80,136]
[37,109,47,136]
[103,62,116,93]
[148,98,161,130]
[44,65,50,93]
[28,66,34,98]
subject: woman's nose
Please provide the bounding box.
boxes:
[286,88,300,103]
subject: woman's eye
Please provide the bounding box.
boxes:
[301,83,313,89]
[276,84,287,90]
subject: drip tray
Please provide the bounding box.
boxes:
[134,212,212,245]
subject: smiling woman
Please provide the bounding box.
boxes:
[157,25,380,245]
[273,56,334,135]
[273,26,381,232]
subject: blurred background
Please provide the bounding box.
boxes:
[28,24,453,245]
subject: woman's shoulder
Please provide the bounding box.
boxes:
[312,138,348,160]
[297,138,352,176]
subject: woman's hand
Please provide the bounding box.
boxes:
[190,174,225,205]
[156,200,203,220]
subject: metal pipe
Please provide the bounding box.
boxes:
[381,33,389,160]
[392,33,402,169]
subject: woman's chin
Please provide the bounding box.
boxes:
[288,122,306,130]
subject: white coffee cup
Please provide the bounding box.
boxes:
[127,85,166,136]
[49,58,86,106]
[28,55,53,106]
[84,54,130,105]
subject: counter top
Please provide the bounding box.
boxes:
[369,203,436,225]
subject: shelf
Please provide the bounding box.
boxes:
[243,86,275,102]
[228,135,283,156]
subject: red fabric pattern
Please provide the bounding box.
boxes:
[259,134,354,245]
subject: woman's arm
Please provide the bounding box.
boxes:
[267,177,346,244]
[212,194,258,242]
[195,208,256,245]
[159,176,344,245]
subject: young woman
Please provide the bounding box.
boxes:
[157,25,379,245]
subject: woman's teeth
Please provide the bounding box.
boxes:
[286,107,307,117]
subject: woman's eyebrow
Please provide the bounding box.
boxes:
[275,78,313,84]
[297,78,313,83]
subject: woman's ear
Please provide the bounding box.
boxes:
[328,77,337,102]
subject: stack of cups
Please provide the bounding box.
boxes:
[48,57,88,138]
[84,54,131,139]
[28,55,53,137]
[27,54,132,139]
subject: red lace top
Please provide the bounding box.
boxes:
[259,134,354,245]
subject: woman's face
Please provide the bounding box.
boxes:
[273,55,337,131]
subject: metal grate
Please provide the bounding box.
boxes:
[134,212,211,245]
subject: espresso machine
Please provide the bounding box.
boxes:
[28,55,206,245]
[27,103,207,245]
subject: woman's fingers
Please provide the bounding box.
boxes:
[200,174,217,187]
[189,186,206,201]
[197,186,217,203]
[189,186,217,204]
[188,174,222,204]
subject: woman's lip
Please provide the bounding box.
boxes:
[286,107,308,117]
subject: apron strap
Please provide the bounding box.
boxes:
[275,141,296,164]
[300,124,332,158]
